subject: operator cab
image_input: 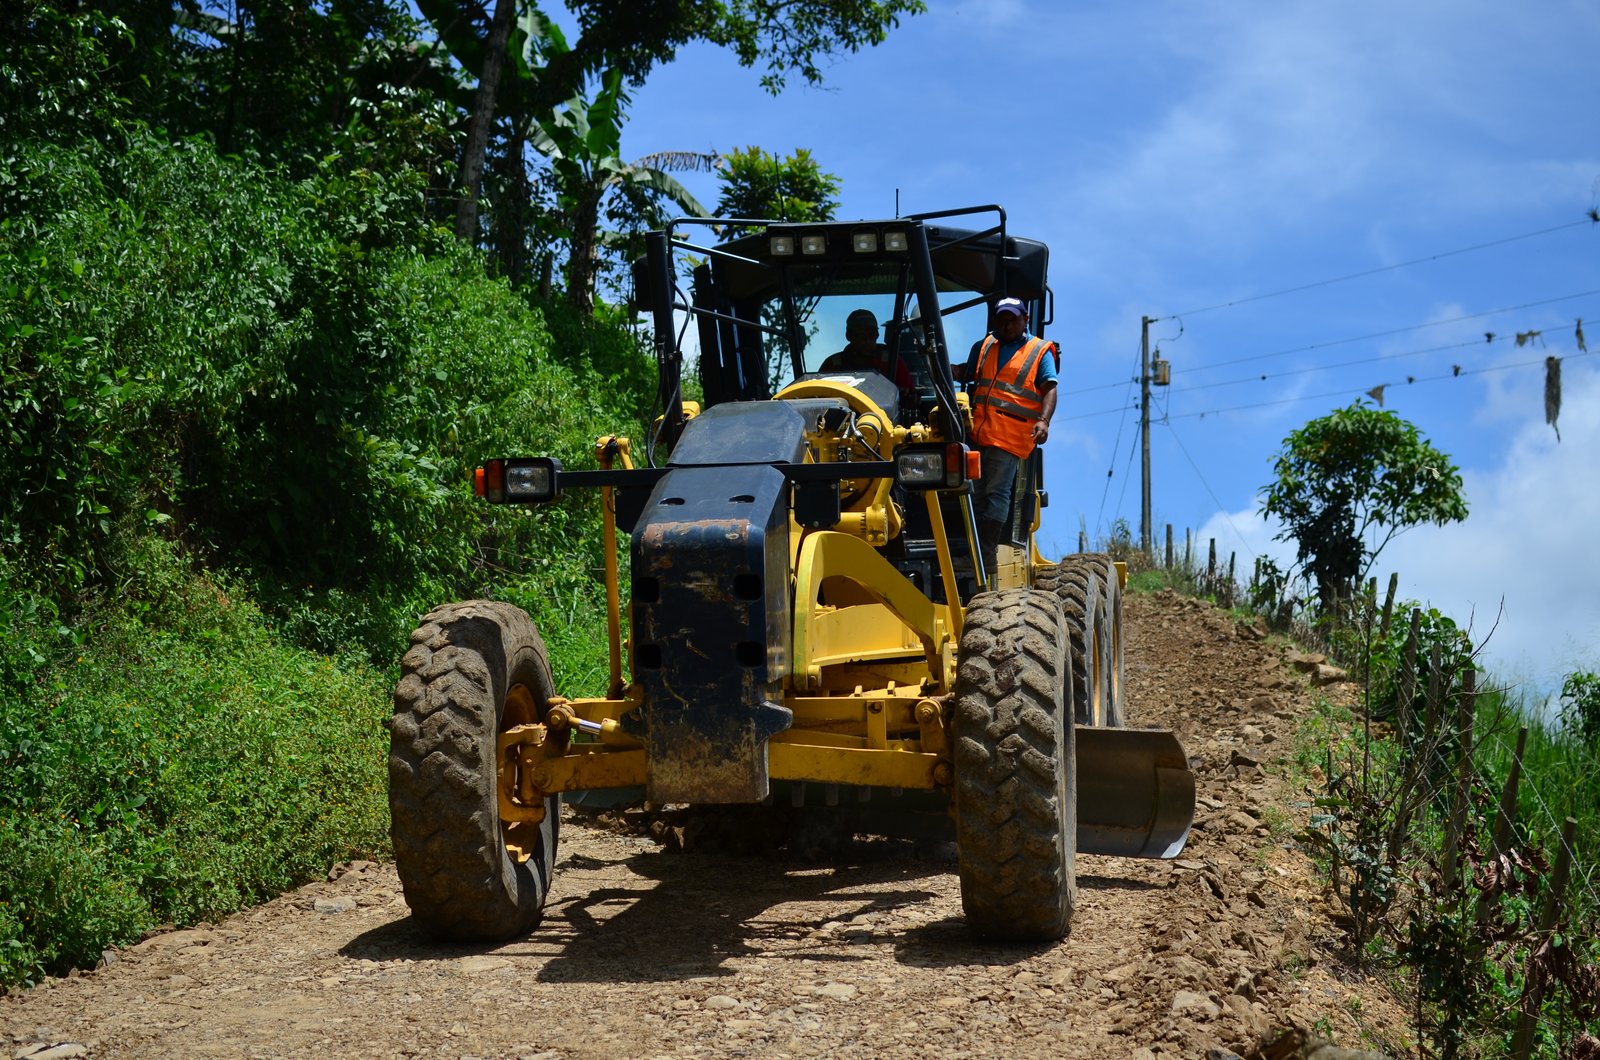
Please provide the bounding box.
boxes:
[632,206,1054,601]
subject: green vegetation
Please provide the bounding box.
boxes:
[1117,403,1600,1054]
[1249,570,1600,1053]
[0,120,630,983]
[2,0,923,989]
[0,544,390,985]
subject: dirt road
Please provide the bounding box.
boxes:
[2,590,1409,1058]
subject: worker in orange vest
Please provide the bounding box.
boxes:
[954,296,1058,579]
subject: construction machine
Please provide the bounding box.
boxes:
[388,205,1195,943]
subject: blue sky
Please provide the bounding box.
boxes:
[597,1,1600,695]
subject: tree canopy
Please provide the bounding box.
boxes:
[16,0,920,313]
[714,145,841,227]
[1260,401,1469,608]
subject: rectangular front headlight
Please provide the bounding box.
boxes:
[504,458,562,503]
[899,444,975,492]
[896,449,948,488]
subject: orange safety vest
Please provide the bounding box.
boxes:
[970,335,1055,458]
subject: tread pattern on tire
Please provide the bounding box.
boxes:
[1034,559,1103,725]
[952,588,1076,941]
[389,600,560,941]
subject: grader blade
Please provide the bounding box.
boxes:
[1075,726,1196,859]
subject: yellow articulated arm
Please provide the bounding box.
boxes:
[791,530,954,692]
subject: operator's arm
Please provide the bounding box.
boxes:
[1034,382,1057,444]
[952,339,983,384]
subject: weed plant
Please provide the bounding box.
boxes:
[1143,544,1600,1052]
[1285,597,1600,1055]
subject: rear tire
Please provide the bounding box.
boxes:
[952,589,1076,941]
[1096,557,1126,728]
[389,601,560,941]
[1034,558,1106,725]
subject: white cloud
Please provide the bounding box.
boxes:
[1056,1,1600,271]
[1381,357,1600,692]
[1194,358,1600,694]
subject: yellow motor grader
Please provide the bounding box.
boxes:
[388,205,1195,943]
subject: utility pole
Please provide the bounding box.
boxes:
[1140,315,1152,555]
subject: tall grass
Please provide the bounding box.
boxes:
[1121,531,1600,1052]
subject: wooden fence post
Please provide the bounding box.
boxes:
[1476,726,1529,933]
[1207,539,1216,591]
[1384,609,1428,865]
[1165,524,1174,569]
[1078,529,1087,553]
[1399,609,1422,745]
[1379,573,1399,641]
[1509,817,1580,1059]
[1491,727,1529,859]
[1442,663,1476,891]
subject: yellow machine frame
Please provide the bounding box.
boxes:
[493,381,1061,824]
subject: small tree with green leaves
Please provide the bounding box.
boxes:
[1261,401,1468,611]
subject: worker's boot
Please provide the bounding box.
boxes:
[977,519,1004,587]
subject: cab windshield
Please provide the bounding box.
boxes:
[761,264,992,387]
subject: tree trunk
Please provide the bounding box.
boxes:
[564,187,602,316]
[453,0,519,244]
[494,122,529,284]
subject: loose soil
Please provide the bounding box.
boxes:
[3,590,1413,1059]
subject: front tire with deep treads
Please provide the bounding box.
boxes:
[389,601,559,941]
[952,588,1076,941]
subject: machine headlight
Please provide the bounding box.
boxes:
[895,443,977,491]
[896,449,948,488]
[477,457,563,503]
[505,458,562,502]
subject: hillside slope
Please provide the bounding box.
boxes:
[1,590,1409,1058]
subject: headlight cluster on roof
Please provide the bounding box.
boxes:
[767,226,909,258]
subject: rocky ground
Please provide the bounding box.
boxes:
[3,590,1415,1059]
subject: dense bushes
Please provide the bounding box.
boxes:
[0,542,391,984]
[2,114,651,645]
[0,81,654,986]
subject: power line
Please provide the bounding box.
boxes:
[1071,292,1598,398]
[1167,320,1596,396]
[1111,425,1140,538]
[1094,339,1144,534]
[1064,305,1594,421]
[1164,346,1597,422]
[1157,218,1597,320]
[1162,421,1257,562]
[1182,289,1600,374]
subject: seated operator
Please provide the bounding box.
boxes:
[818,309,915,395]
